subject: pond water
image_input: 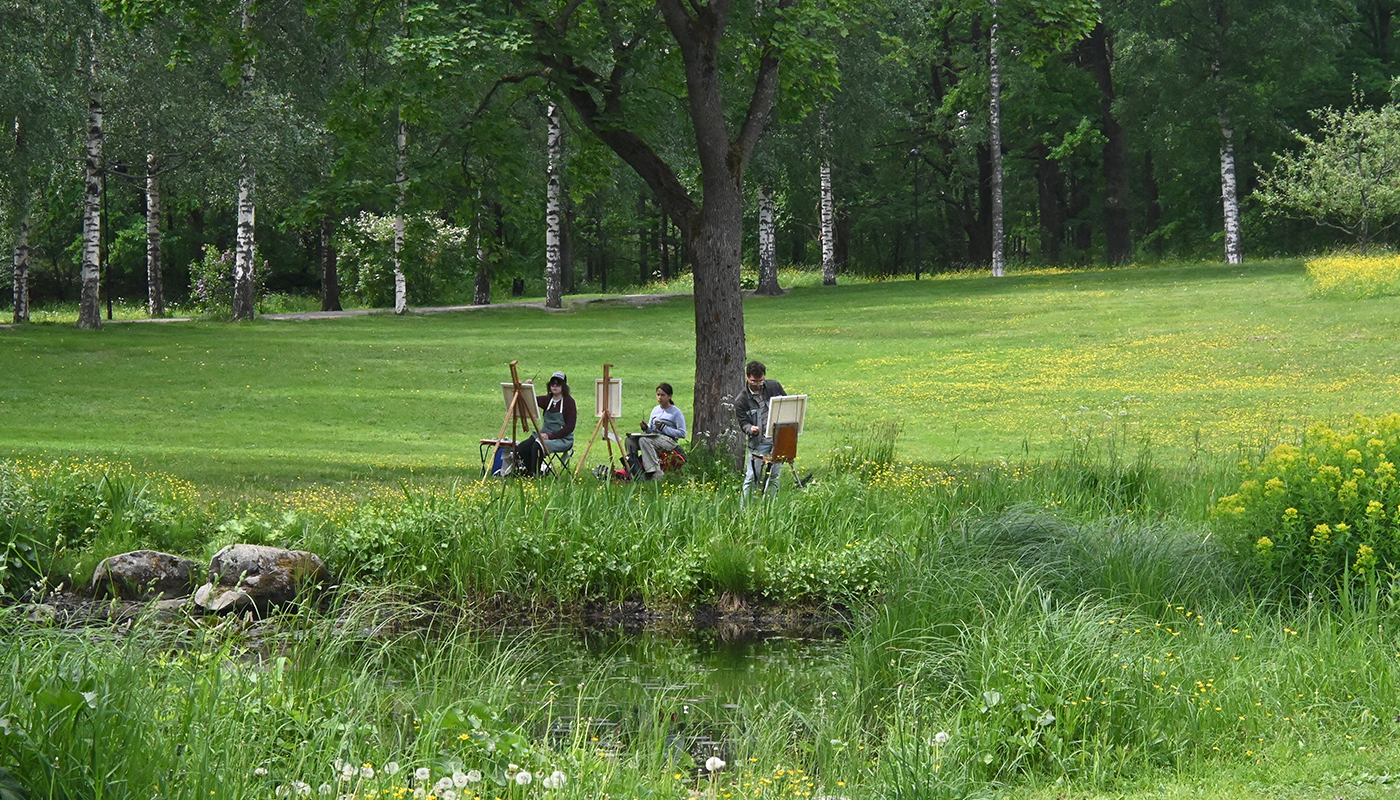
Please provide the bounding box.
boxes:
[479,626,852,765]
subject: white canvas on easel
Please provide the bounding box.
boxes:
[594,378,622,418]
[501,381,539,426]
[765,394,808,437]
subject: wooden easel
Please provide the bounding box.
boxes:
[486,360,541,478]
[575,363,624,476]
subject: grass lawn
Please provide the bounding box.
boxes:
[3,259,1396,490]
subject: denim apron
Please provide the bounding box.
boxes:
[541,400,573,452]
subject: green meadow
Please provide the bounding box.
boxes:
[3,259,1398,490]
[6,260,1400,800]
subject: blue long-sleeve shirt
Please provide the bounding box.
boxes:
[648,404,687,440]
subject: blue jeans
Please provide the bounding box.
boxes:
[742,449,783,505]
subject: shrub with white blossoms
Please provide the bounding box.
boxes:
[336,211,474,307]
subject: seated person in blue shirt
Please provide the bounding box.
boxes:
[625,382,686,480]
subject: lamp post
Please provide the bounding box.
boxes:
[910,148,921,280]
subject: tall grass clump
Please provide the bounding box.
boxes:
[0,459,205,599]
[855,570,1400,797]
[1305,251,1400,298]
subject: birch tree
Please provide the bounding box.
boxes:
[231,0,257,321]
[988,0,1005,277]
[392,112,408,314]
[1219,105,1242,263]
[544,102,563,309]
[79,34,103,330]
[820,161,836,284]
[11,204,29,324]
[145,152,163,316]
[756,185,782,295]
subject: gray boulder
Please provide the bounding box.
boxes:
[90,550,201,600]
[193,544,327,613]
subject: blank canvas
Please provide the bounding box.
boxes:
[765,394,808,437]
[501,381,538,425]
[595,378,622,417]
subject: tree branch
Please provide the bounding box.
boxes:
[732,0,792,170]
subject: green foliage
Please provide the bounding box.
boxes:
[1257,103,1400,244]
[0,460,204,598]
[1216,414,1400,593]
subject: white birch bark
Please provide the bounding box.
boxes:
[12,209,29,324]
[474,186,492,305]
[232,155,256,320]
[989,0,1006,278]
[820,162,836,285]
[145,152,164,317]
[757,185,781,295]
[544,103,563,309]
[1219,110,1243,265]
[79,36,103,330]
[393,113,408,314]
[231,0,257,320]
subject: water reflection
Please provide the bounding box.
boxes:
[481,625,849,766]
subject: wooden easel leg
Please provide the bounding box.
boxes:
[574,415,607,476]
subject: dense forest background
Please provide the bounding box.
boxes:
[3,0,1397,312]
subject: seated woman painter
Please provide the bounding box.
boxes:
[516,371,577,476]
[625,382,687,480]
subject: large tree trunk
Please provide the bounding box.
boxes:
[320,216,341,311]
[470,194,492,306]
[474,235,491,305]
[756,185,782,295]
[1080,23,1132,265]
[659,211,670,280]
[12,208,29,324]
[1069,174,1092,251]
[544,103,563,308]
[561,204,575,292]
[1219,109,1243,264]
[637,195,650,284]
[1033,142,1065,263]
[1144,149,1163,256]
[145,153,165,317]
[689,184,746,445]
[820,161,836,285]
[392,113,408,314]
[231,0,258,321]
[79,38,103,330]
[988,0,1006,278]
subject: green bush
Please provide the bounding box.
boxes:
[1216,414,1400,592]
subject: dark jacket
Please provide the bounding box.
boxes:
[732,379,785,446]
